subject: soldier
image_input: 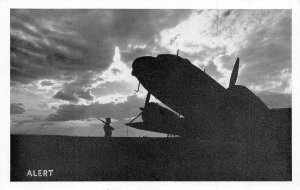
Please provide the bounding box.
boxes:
[97,117,114,137]
[103,118,114,137]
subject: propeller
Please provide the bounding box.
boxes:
[144,92,151,108]
[128,92,151,124]
[229,57,239,88]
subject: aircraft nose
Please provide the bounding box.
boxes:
[132,56,156,77]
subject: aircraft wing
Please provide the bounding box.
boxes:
[125,122,145,128]
[125,122,183,136]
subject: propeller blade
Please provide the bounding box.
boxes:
[229,57,239,88]
[129,112,142,124]
[144,92,151,107]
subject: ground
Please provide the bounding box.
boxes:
[11,133,291,181]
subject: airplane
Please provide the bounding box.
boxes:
[126,54,291,142]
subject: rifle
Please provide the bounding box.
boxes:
[97,117,114,130]
[97,117,107,124]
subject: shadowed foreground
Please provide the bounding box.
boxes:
[11,131,291,181]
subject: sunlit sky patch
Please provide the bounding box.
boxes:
[10,9,291,137]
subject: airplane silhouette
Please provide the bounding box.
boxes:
[126,54,291,142]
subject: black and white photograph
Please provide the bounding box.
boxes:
[1,0,299,187]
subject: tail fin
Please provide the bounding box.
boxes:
[229,57,239,88]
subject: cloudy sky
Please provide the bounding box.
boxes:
[10,9,291,137]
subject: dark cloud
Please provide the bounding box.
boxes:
[11,9,191,86]
[10,9,192,112]
[14,116,53,127]
[233,11,291,90]
[11,10,114,76]
[76,90,94,101]
[10,103,26,114]
[53,90,79,103]
[40,80,54,86]
[46,95,144,121]
[222,10,233,17]
[52,71,97,102]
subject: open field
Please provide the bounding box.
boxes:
[11,132,291,181]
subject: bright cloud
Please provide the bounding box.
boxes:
[159,10,291,91]
[93,47,135,85]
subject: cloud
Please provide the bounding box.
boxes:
[13,115,45,126]
[10,10,114,84]
[11,9,191,84]
[53,90,79,103]
[159,10,291,93]
[10,103,26,114]
[91,80,135,97]
[51,71,98,103]
[257,91,291,109]
[111,68,121,75]
[40,80,54,86]
[121,46,153,64]
[46,94,144,121]
[76,90,94,101]
[222,10,233,17]
[11,9,192,109]
[214,10,291,92]
[230,11,291,92]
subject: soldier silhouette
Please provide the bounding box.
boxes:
[97,117,114,137]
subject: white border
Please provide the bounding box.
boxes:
[1,0,299,189]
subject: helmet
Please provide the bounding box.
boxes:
[106,118,111,123]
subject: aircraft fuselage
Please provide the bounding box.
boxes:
[130,54,279,140]
[132,54,225,119]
